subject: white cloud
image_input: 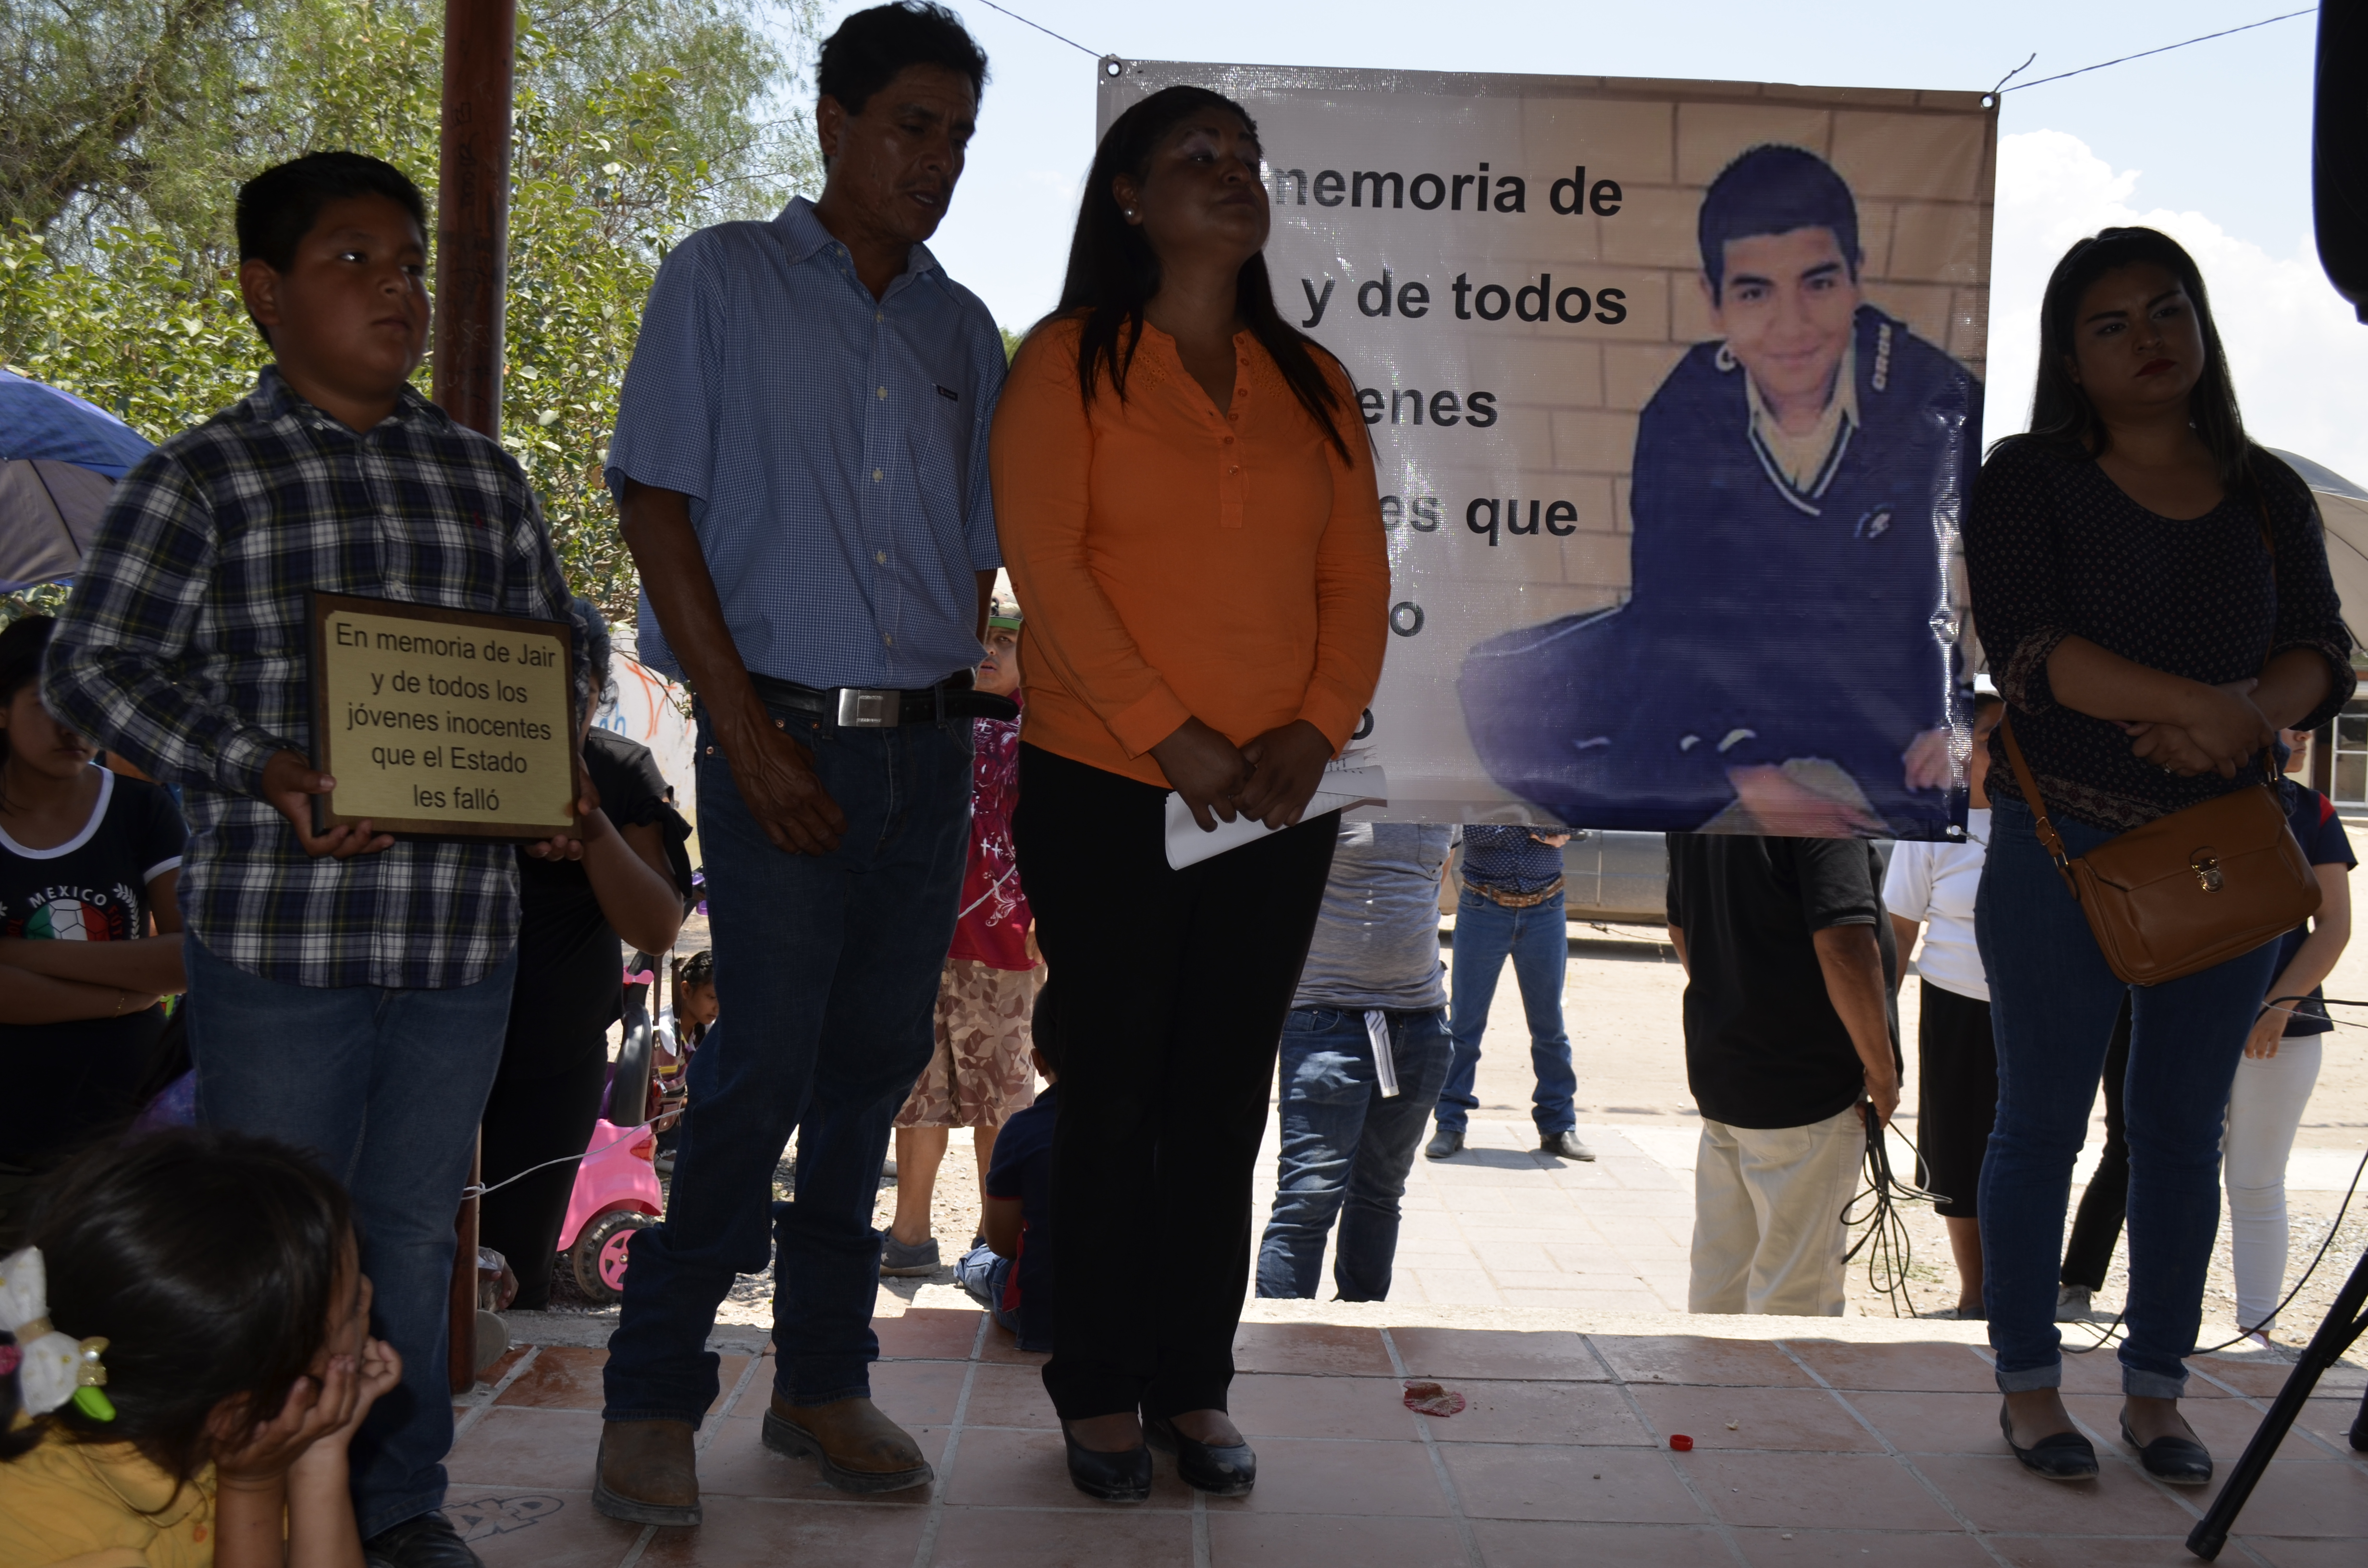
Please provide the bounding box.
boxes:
[1988,130,2368,489]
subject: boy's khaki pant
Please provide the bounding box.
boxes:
[1688,1105,1865,1316]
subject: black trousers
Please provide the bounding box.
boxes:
[1012,745,1337,1421]
[480,1047,610,1309]
[1914,980,1998,1219]
[2059,996,2134,1290]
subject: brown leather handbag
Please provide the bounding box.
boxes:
[1998,715,2318,985]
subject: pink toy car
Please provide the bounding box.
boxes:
[561,1118,662,1302]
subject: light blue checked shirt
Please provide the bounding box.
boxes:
[607,196,1006,689]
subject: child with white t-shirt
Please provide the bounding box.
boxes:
[1883,692,2003,1318]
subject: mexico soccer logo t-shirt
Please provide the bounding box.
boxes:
[0,766,186,1160]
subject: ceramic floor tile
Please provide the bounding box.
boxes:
[1985,1536,2241,1567]
[1686,1449,1959,1531]
[437,1487,640,1568]
[445,1407,601,1489]
[638,1496,931,1567]
[1405,1269,1508,1304]
[863,1356,973,1428]
[1225,1435,1454,1516]
[1908,1452,2203,1534]
[1389,1327,1607,1383]
[1206,1510,1469,1568]
[693,1414,946,1502]
[2296,1395,2368,1454]
[956,1360,1059,1430]
[1782,1341,1997,1394]
[974,1328,1050,1367]
[875,1308,985,1360]
[2244,1538,2368,1568]
[2194,1450,2368,1535]
[2192,1356,2365,1399]
[1230,1320,1396,1376]
[2063,1392,2309,1456]
[1840,1390,2016,1454]
[1589,1334,1818,1389]
[1229,1372,1425,1441]
[1727,1525,1996,1566]
[493,1345,609,1409]
[1442,1443,1705,1523]
[941,1426,1196,1510]
[1470,1519,1731,1567]
[1425,1379,1653,1446]
[1626,1384,1883,1453]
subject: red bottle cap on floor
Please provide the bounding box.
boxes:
[1669,1434,1694,1451]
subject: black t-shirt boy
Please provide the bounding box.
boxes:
[1664,833,1899,1130]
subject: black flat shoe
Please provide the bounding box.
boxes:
[2120,1414,2213,1485]
[1144,1414,1257,1495]
[1061,1422,1152,1502]
[1999,1404,2098,1481]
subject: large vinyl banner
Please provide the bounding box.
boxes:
[1098,64,1995,838]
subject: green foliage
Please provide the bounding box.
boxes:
[0,0,820,617]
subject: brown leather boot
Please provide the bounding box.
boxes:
[762,1394,934,1493]
[593,1418,702,1526]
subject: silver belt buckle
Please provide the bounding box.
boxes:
[835,687,900,727]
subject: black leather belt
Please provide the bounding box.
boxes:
[748,671,1018,727]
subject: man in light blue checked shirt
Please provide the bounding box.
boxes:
[592,3,1012,1528]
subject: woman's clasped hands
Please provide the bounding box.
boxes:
[1152,717,1335,833]
[2121,678,2274,779]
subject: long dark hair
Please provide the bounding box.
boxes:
[2017,225,2257,488]
[0,613,55,800]
[1049,85,1352,461]
[0,1129,353,1491]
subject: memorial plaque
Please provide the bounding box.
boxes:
[307,592,578,839]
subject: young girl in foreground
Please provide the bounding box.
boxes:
[0,1128,399,1566]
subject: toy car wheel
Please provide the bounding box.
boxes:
[570,1208,656,1303]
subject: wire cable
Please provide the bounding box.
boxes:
[1997,8,2317,95]
[461,1111,680,1201]
[970,0,1103,60]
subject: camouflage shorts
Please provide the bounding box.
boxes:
[893,957,1043,1129]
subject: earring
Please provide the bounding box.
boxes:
[1123,208,1137,219]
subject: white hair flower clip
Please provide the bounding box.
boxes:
[0,1247,114,1421]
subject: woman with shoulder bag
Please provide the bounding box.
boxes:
[1964,227,2353,1487]
[992,85,1390,1502]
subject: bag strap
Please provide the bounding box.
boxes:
[1998,712,2078,890]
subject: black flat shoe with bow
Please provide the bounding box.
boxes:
[1144,1413,1258,1495]
[2120,1413,2213,1485]
[1999,1403,2098,1481]
[1061,1421,1152,1502]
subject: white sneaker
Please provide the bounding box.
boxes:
[2053,1285,2093,1323]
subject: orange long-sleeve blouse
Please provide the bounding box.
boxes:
[989,316,1391,789]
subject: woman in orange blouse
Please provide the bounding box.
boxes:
[993,84,1389,1502]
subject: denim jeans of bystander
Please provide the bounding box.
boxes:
[1436,888,1576,1134]
[602,704,970,1425]
[1257,1006,1455,1300]
[1977,798,2275,1398]
[185,936,518,1541]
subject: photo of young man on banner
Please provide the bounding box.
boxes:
[1458,144,1984,837]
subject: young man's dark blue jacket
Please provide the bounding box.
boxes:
[1460,305,1982,836]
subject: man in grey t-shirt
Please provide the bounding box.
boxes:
[1255,822,1458,1300]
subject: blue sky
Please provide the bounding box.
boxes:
[783,1,2367,478]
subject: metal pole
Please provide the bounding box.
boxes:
[432,0,516,437]
[434,0,515,1396]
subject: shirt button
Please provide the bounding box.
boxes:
[884,634,894,645]
[878,386,888,399]
[874,468,884,482]
[876,551,887,564]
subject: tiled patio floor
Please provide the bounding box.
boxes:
[444,1311,2366,1566]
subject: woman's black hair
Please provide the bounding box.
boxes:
[679,949,714,991]
[1048,85,1353,462]
[567,598,614,721]
[0,1128,352,1492]
[2017,225,2257,488]
[0,613,56,795]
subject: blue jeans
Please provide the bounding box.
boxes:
[954,1242,1037,1348]
[1258,1006,1455,1300]
[185,935,517,1540]
[603,704,969,1424]
[1436,889,1575,1134]
[1976,797,2275,1399]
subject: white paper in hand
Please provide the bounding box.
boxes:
[1162,764,1387,870]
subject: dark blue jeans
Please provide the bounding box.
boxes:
[602,704,969,1424]
[1976,797,2275,1399]
[1436,888,1576,1134]
[1257,1006,1455,1300]
[185,935,517,1540]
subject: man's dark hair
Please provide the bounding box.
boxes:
[2012,225,2257,489]
[236,151,427,273]
[1697,144,1862,305]
[816,2,987,117]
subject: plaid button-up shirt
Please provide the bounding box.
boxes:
[43,368,575,990]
